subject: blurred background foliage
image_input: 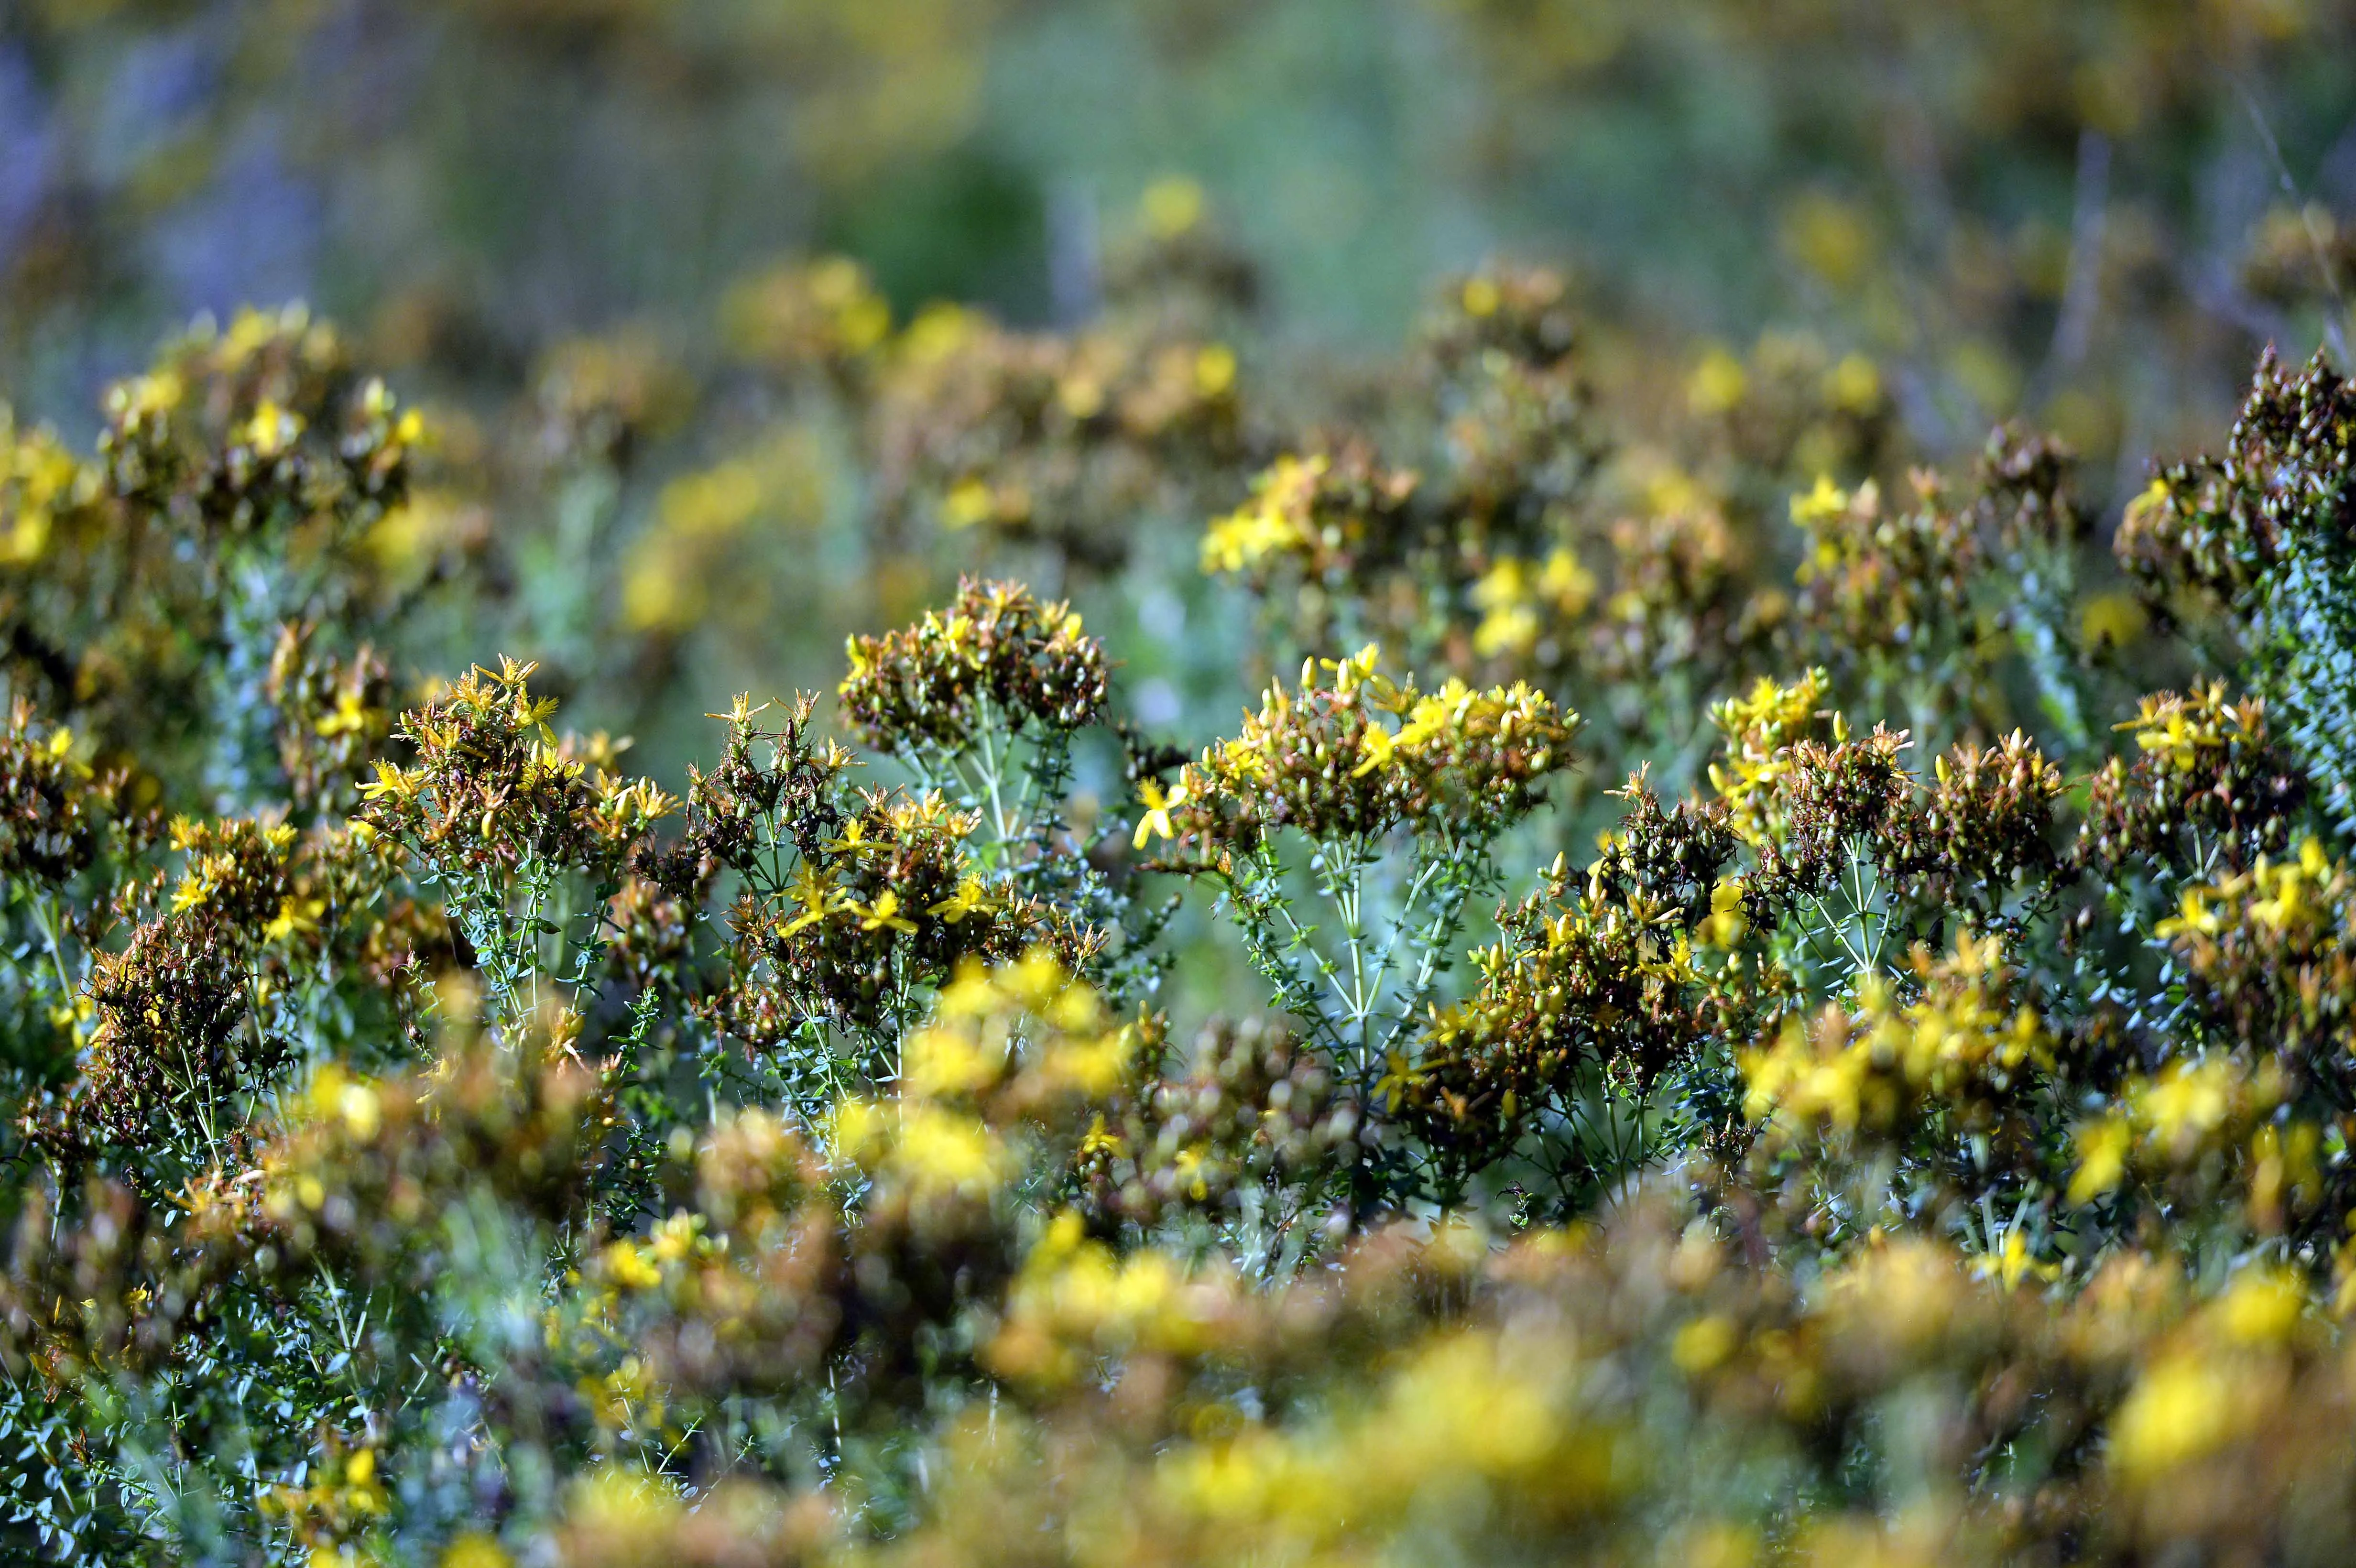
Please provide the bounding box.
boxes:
[2,0,2354,768]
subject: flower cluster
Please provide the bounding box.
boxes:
[1885,730,2069,923]
[1198,265,1606,677]
[2077,683,2308,871]
[1694,677,2077,966]
[1705,667,1837,842]
[720,255,895,379]
[862,221,1248,571]
[1407,858,1715,1173]
[264,624,396,815]
[529,328,692,472]
[1741,935,2051,1142]
[1199,446,1420,582]
[0,408,93,566]
[2065,1055,2295,1216]
[1077,1014,1353,1225]
[0,704,109,886]
[1687,328,1897,486]
[761,787,1084,1031]
[1579,489,1762,702]
[1144,644,1578,859]
[51,912,275,1166]
[0,310,438,815]
[360,656,673,881]
[2239,203,2356,311]
[657,692,852,890]
[97,305,421,545]
[1747,723,1916,909]
[258,1035,619,1283]
[1467,544,1598,660]
[838,577,1109,754]
[2157,839,2356,1089]
[2116,348,2354,604]
[1788,470,1979,669]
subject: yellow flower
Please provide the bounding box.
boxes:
[1789,473,1849,529]
[927,877,991,924]
[1350,723,1400,779]
[1200,454,1327,575]
[337,1081,382,1141]
[2110,1353,2241,1480]
[314,691,373,738]
[1194,343,1237,398]
[2139,1058,2238,1153]
[1688,345,1748,414]
[1141,174,1205,238]
[903,1020,1001,1101]
[243,400,306,458]
[2121,476,2174,541]
[1538,547,1595,615]
[1471,557,1544,657]
[1699,877,1747,947]
[264,896,326,945]
[356,760,419,803]
[942,476,996,530]
[1823,353,1881,413]
[2155,886,2219,939]
[1971,1227,2057,1292]
[1132,778,1187,849]
[852,889,917,934]
[1372,1048,1427,1114]
[2217,1267,2304,1345]
[1672,1314,1740,1374]
[777,861,842,937]
[884,1105,1014,1200]
[110,370,183,421]
[827,818,892,858]
[441,1532,512,1568]
[172,865,218,914]
[2067,1113,2131,1204]
[601,1241,662,1292]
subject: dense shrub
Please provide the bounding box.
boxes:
[6,227,2356,1567]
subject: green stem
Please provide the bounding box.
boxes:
[29,888,78,1015]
